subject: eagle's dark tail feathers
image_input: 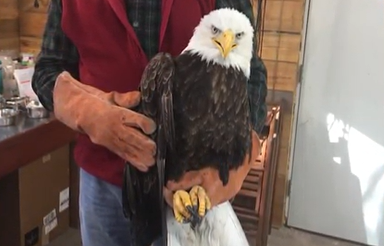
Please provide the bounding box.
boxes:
[219,161,230,186]
[123,164,162,246]
[218,126,253,187]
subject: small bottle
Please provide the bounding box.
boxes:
[28,57,35,67]
[0,60,3,95]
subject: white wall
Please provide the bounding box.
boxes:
[287,0,384,245]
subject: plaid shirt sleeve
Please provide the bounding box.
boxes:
[216,0,268,134]
[31,0,79,112]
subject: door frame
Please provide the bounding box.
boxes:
[284,0,312,222]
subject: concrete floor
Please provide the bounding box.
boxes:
[48,227,363,246]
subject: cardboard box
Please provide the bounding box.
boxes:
[69,142,80,229]
[0,145,70,246]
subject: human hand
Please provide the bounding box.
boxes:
[163,130,261,208]
[84,98,157,172]
[53,72,157,172]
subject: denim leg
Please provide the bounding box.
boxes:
[79,168,131,246]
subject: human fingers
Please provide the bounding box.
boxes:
[126,142,156,168]
[113,91,141,108]
[107,125,155,169]
[121,109,157,135]
[113,144,149,172]
[121,127,157,155]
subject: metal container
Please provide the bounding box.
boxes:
[6,96,28,111]
[26,100,49,119]
[0,107,18,126]
[0,95,5,109]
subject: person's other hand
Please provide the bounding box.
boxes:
[163,130,261,207]
[53,72,157,172]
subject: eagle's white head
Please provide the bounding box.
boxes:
[183,8,254,78]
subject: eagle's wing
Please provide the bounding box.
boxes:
[141,52,176,151]
[141,53,176,246]
[122,52,176,246]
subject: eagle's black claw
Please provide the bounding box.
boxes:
[189,214,202,229]
[192,205,199,214]
[187,206,198,219]
[185,205,203,229]
[189,206,203,229]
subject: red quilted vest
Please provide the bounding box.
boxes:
[61,0,216,186]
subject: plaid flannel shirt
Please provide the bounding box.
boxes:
[32,0,268,133]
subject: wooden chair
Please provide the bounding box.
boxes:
[232,106,282,246]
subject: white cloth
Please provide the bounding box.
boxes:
[166,201,249,246]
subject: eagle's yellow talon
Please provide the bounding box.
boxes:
[173,186,211,226]
[189,185,211,218]
[173,190,193,223]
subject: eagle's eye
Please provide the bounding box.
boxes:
[211,25,220,35]
[236,32,245,39]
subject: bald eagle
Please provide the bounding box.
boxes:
[123,8,254,246]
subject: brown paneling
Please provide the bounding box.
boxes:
[0,19,19,51]
[19,0,50,13]
[19,36,42,54]
[19,12,47,37]
[0,0,18,19]
[261,32,301,63]
[18,0,50,55]
[0,0,19,52]
[264,0,306,33]
[264,60,298,92]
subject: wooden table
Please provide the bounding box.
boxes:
[0,114,75,178]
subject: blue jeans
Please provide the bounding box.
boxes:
[79,168,162,246]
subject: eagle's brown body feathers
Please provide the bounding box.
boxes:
[169,51,252,183]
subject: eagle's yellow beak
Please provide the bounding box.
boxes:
[212,30,237,58]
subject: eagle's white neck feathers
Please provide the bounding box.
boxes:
[182,8,254,78]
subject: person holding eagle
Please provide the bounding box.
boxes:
[32,0,267,245]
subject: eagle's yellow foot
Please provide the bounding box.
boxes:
[190,185,211,217]
[173,190,194,224]
[189,185,211,228]
[172,186,211,227]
